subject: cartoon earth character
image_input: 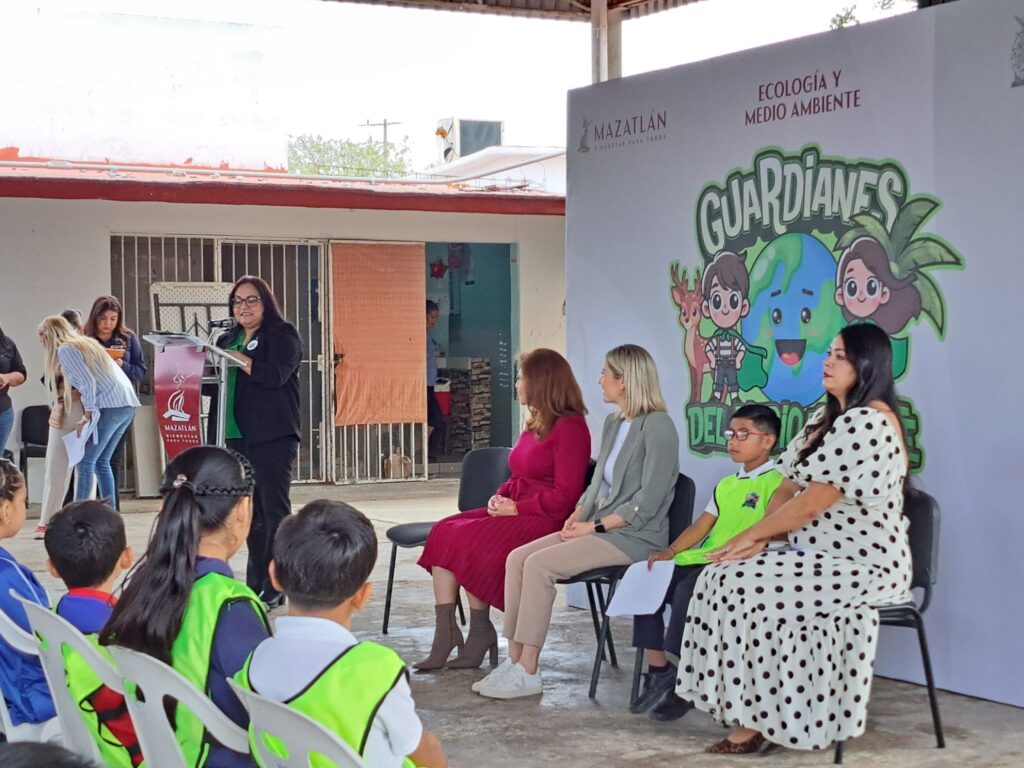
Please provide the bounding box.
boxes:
[743,233,845,406]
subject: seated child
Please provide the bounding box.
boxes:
[44,501,140,767]
[101,446,269,768]
[630,404,793,721]
[0,459,55,734]
[238,500,448,768]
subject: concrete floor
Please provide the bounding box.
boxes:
[12,482,1024,767]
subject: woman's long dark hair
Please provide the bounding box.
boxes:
[99,447,254,664]
[84,295,135,340]
[224,275,285,343]
[796,323,903,466]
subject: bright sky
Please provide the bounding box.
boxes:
[1,0,913,170]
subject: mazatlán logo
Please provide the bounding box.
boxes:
[669,145,964,471]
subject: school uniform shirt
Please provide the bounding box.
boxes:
[673,460,783,566]
[247,616,423,768]
[0,546,55,725]
[55,589,142,766]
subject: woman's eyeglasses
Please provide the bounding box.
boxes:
[231,296,262,308]
[723,428,769,441]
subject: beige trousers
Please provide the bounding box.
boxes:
[39,398,84,526]
[503,532,632,648]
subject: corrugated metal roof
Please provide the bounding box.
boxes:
[325,0,702,22]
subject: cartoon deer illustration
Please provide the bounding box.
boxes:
[670,262,711,402]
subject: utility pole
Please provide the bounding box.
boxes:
[361,118,402,160]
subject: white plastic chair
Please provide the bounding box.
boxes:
[17,595,123,763]
[108,645,250,768]
[227,679,368,768]
[0,599,61,743]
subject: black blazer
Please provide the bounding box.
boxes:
[210,319,302,447]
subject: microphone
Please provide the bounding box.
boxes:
[209,318,236,329]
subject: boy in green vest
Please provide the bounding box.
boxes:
[43,501,142,766]
[630,404,794,721]
[237,500,448,768]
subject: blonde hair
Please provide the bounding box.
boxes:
[38,315,118,408]
[605,344,667,419]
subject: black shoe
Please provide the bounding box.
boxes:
[648,691,693,721]
[260,591,286,611]
[629,663,677,714]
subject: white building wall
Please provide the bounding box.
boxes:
[0,196,565,457]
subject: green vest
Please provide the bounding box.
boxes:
[171,572,267,768]
[237,641,416,768]
[674,467,783,566]
[57,610,139,768]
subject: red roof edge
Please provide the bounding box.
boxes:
[0,174,565,216]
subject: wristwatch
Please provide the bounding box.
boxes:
[594,520,606,534]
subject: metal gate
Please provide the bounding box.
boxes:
[111,235,329,482]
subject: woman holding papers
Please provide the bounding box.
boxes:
[476,344,679,700]
[38,316,139,510]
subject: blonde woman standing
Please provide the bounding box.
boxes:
[38,316,139,509]
[477,344,680,699]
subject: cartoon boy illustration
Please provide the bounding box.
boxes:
[702,250,750,405]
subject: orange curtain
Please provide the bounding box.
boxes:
[332,242,426,426]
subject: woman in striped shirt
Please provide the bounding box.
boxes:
[39,316,139,510]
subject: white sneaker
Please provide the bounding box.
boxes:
[472,658,514,693]
[478,662,542,699]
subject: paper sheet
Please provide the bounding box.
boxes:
[63,413,99,468]
[606,560,676,617]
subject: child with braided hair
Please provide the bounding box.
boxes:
[101,446,270,768]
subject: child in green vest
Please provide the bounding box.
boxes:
[237,500,448,768]
[101,446,269,768]
[44,501,140,767]
[630,404,794,720]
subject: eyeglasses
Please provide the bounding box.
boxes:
[231,296,262,308]
[724,429,770,441]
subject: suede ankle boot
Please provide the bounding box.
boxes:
[448,608,499,668]
[413,603,464,671]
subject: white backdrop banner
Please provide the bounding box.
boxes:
[566,0,1024,706]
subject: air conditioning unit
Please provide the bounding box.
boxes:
[435,119,503,163]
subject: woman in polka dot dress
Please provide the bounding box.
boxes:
[676,323,912,754]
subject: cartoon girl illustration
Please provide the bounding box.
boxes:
[834,236,918,378]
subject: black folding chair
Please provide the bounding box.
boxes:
[19,405,50,502]
[381,446,512,634]
[560,472,695,698]
[834,489,944,763]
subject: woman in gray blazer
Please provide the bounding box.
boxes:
[476,344,680,699]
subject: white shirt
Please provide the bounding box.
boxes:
[248,616,422,768]
[598,419,631,501]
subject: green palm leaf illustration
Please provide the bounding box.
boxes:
[913,271,946,337]
[896,237,963,277]
[837,212,893,254]
[889,196,940,255]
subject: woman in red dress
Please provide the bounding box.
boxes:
[416,348,590,670]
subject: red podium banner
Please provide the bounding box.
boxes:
[153,345,206,460]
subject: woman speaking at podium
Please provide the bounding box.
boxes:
[212,275,301,610]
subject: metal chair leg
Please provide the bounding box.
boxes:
[834,741,843,764]
[456,591,466,626]
[584,583,607,661]
[630,647,645,709]
[382,543,398,634]
[912,609,945,748]
[594,584,617,667]
[589,581,620,697]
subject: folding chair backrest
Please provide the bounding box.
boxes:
[0,605,37,739]
[20,405,51,448]
[227,679,368,768]
[108,646,250,768]
[457,447,512,512]
[18,597,123,762]
[903,489,941,612]
[668,473,696,541]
